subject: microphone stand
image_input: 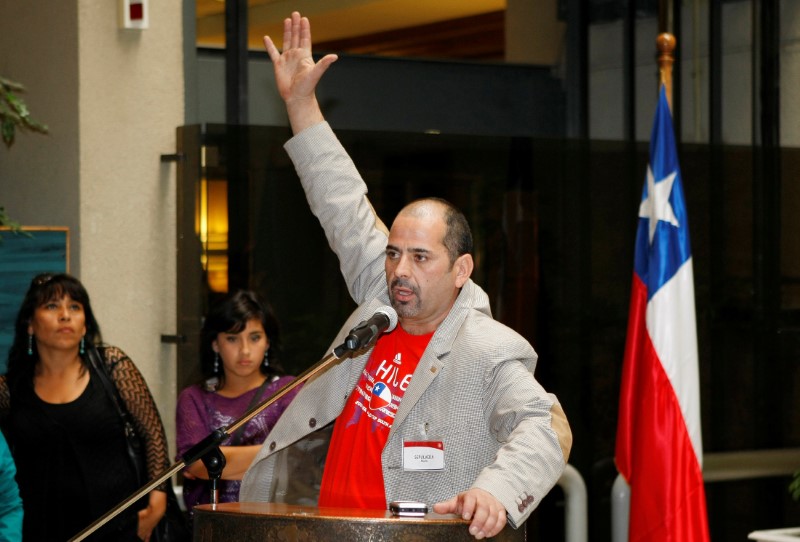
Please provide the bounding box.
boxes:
[69,340,358,542]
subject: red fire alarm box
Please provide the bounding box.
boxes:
[119,0,148,30]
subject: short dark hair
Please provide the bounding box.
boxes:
[7,273,102,386]
[200,289,284,385]
[403,197,473,265]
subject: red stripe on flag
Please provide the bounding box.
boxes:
[616,273,709,541]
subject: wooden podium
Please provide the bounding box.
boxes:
[193,502,525,541]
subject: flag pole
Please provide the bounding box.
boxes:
[613,24,710,542]
[657,32,676,111]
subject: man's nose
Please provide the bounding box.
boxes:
[394,254,412,277]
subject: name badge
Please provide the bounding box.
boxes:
[403,441,445,471]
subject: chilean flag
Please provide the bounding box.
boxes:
[615,85,710,541]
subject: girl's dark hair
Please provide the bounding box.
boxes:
[6,273,102,386]
[200,290,284,386]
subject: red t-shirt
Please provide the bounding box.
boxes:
[318,325,433,509]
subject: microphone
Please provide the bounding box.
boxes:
[342,306,398,352]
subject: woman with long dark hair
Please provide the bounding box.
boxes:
[175,289,298,519]
[0,273,170,541]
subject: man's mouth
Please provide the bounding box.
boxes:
[391,280,416,302]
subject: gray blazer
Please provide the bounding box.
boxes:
[240,122,571,529]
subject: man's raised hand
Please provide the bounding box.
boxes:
[263,11,338,134]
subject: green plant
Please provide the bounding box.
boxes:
[1,75,48,148]
[0,206,23,229]
[791,469,800,501]
[0,206,31,242]
[1,75,48,240]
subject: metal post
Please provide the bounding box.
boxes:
[557,464,588,542]
[611,474,630,542]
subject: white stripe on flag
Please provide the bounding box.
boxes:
[645,257,703,465]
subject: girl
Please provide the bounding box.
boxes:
[175,290,298,519]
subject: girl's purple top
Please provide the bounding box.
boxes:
[175,375,298,513]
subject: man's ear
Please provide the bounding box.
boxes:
[454,254,474,288]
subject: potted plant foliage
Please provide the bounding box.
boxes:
[0,75,48,238]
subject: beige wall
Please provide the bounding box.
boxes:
[0,0,185,450]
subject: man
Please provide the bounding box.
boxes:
[240,12,572,540]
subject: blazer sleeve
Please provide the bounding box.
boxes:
[472,354,572,528]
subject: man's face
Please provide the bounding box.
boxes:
[385,209,469,335]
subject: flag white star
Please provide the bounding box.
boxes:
[639,166,680,244]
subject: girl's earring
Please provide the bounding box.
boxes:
[213,352,220,374]
[263,349,270,368]
[28,334,33,356]
[80,337,85,355]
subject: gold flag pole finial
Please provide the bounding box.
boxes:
[656,33,676,111]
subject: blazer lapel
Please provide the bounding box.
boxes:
[389,281,482,433]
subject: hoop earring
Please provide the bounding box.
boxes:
[263,349,270,369]
[28,334,33,356]
[80,337,85,355]
[213,352,220,374]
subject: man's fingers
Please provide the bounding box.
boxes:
[460,492,478,520]
[282,16,292,49]
[465,495,486,535]
[469,506,503,540]
[469,502,507,540]
[314,54,339,75]
[489,509,507,537]
[432,496,458,514]
[263,36,278,60]
[290,11,302,49]
[273,13,317,59]
[299,15,312,51]
[434,491,507,541]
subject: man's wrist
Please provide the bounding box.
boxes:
[286,97,325,134]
